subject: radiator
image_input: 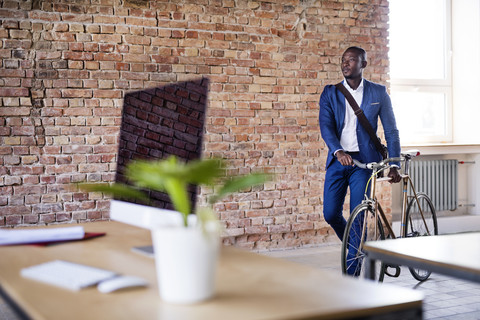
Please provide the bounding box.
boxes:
[409,159,458,211]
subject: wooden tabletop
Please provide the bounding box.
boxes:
[364,232,480,282]
[0,221,423,320]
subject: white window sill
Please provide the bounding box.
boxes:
[401,144,480,155]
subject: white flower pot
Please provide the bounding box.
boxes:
[151,222,220,304]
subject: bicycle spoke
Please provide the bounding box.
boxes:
[404,193,438,281]
[341,204,385,281]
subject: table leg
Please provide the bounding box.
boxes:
[0,285,30,320]
[365,256,376,280]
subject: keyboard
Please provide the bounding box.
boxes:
[21,260,117,291]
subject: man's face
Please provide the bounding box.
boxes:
[341,50,366,79]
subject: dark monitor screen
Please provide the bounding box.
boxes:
[115,78,209,211]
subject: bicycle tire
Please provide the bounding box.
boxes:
[341,203,386,281]
[404,192,438,281]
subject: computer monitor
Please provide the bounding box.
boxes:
[110,78,209,229]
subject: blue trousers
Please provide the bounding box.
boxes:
[323,153,371,275]
[323,153,371,235]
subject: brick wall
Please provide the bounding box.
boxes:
[0,0,392,250]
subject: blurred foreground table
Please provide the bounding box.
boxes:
[364,232,480,283]
[0,221,423,320]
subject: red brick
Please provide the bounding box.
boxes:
[39,214,56,223]
[55,213,72,222]
[86,210,102,220]
[245,226,268,234]
[115,62,129,71]
[64,51,93,60]
[94,52,122,61]
[92,90,122,98]
[90,71,119,80]
[0,69,26,77]
[126,17,156,27]
[6,216,22,225]
[62,14,92,22]
[0,88,29,97]
[123,54,150,63]
[61,89,92,98]
[29,11,60,21]
[32,203,63,214]
[93,15,124,24]
[12,126,34,136]
[52,32,75,42]
[0,107,31,116]
[92,34,122,43]
[23,215,40,224]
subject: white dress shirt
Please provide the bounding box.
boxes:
[338,78,364,153]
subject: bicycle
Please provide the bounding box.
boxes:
[340,150,438,282]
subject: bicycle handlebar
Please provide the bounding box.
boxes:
[350,150,421,175]
[352,159,369,169]
[352,157,404,171]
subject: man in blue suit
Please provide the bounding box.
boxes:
[319,47,401,275]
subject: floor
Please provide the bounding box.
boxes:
[1,215,480,320]
[0,296,18,320]
[262,215,480,320]
[263,243,480,319]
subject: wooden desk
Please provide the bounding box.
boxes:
[364,232,480,283]
[0,221,423,320]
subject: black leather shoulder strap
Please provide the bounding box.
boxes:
[335,82,387,159]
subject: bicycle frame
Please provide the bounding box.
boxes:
[362,157,432,241]
[343,152,437,280]
[361,173,396,240]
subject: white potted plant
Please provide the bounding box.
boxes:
[81,156,270,304]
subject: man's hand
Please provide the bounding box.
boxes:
[335,150,354,166]
[387,167,402,184]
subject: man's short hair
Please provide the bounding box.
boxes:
[345,46,367,62]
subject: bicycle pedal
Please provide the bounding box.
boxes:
[384,264,401,278]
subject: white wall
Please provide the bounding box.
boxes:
[468,153,480,215]
[452,0,480,144]
[392,146,480,219]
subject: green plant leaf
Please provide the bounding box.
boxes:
[78,183,150,202]
[209,173,272,204]
[163,178,190,226]
[126,157,185,189]
[126,157,225,189]
[125,159,172,191]
[183,158,225,185]
[79,156,273,229]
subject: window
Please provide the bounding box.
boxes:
[389,0,452,144]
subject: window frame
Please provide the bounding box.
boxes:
[389,85,453,144]
[388,0,453,145]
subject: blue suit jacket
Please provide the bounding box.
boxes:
[319,80,401,169]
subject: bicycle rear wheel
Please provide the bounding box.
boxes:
[404,192,438,281]
[341,203,385,281]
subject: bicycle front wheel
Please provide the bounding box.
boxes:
[404,192,438,281]
[341,203,385,281]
